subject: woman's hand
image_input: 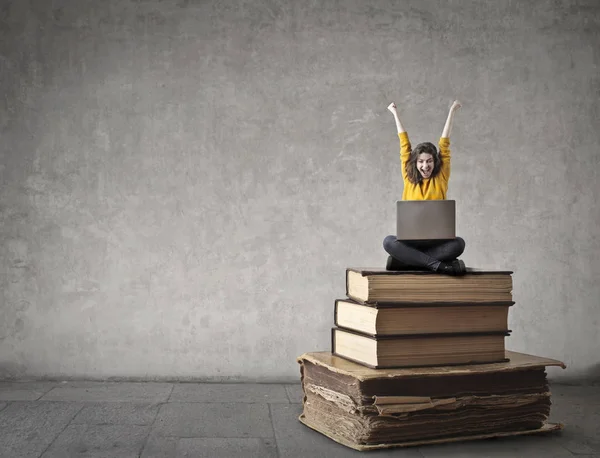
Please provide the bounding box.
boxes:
[388,102,406,134]
[442,100,461,138]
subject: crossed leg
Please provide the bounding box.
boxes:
[383,235,466,271]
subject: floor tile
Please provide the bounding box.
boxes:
[551,384,600,405]
[177,438,277,458]
[140,436,178,458]
[141,436,278,458]
[40,424,150,458]
[169,383,289,403]
[285,384,304,404]
[547,428,600,456]
[40,382,172,402]
[153,402,273,438]
[0,382,58,401]
[0,401,82,458]
[71,402,160,425]
[548,399,600,455]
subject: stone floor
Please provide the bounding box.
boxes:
[0,381,598,457]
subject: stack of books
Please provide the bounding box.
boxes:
[298,267,565,450]
[333,268,514,368]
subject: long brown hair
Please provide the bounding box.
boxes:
[405,142,443,184]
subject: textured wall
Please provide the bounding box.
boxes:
[1,0,598,381]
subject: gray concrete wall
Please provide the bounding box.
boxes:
[1,0,598,382]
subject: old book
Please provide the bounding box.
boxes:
[346,268,513,304]
[300,421,562,451]
[334,299,513,336]
[332,328,509,368]
[297,351,565,450]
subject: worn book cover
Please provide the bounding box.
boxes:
[297,351,565,450]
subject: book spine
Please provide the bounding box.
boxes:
[331,327,336,354]
[345,269,350,299]
[333,300,339,327]
[337,299,515,309]
[334,327,511,340]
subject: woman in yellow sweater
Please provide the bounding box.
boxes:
[383,100,466,276]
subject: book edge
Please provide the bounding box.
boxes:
[336,298,516,308]
[298,415,563,451]
[332,327,512,340]
[347,267,514,276]
[331,350,510,370]
[297,351,566,380]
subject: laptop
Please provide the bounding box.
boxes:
[396,200,456,240]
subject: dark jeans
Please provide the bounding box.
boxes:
[383,235,466,271]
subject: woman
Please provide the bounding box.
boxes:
[383,100,467,276]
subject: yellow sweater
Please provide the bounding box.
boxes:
[399,132,451,200]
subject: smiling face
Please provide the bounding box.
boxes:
[405,142,440,184]
[417,153,434,179]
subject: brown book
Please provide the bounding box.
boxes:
[334,299,513,336]
[302,353,551,403]
[297,351,566,450]
[346,268,513,304]
[332,327,509,369]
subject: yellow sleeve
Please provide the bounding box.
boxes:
[399,132,411,182]
[438,137,451,182]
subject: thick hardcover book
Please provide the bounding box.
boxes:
[299,350,566,380]
[346,267,513,304]
[299,418,563,451]
[331,327,510,369]
[334,299,514,336]
[297,351,566,450]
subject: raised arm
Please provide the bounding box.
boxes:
[441,100,461,138]
[387,102,406,134]
[438,100,461,183]
[388,102,411,183]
